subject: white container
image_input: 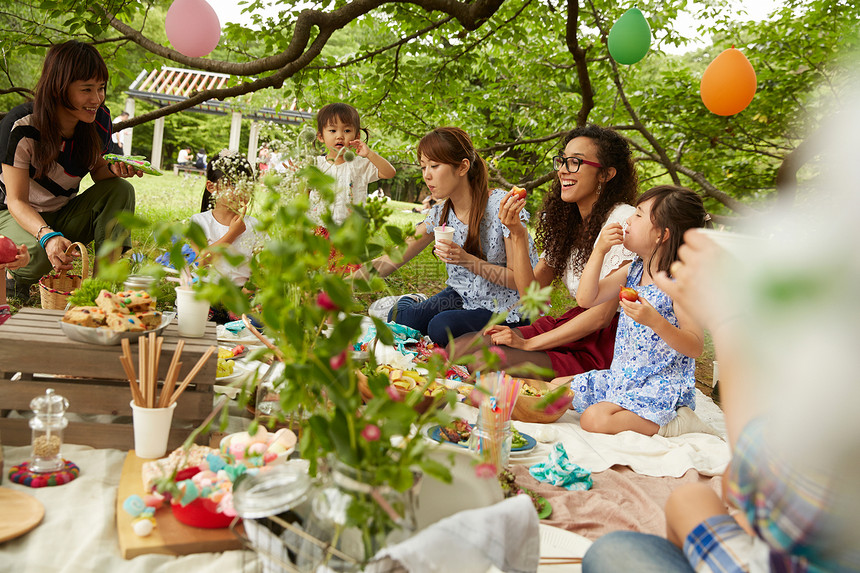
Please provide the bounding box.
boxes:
[130,400,176,459]
[175,286,209,338]
[433,225,454,245]
[695,228,765,262]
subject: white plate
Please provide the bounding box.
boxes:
[59,311,175,346]
[216,324,264,345]
[216,361,250,384]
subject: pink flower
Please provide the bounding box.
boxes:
[474,462,497,479]
[386,385,403,401]
[432,347,449,361]
[361,424,381,442]
[329,351,347,370]
[489,346,506,363]
[544,393,573,415]
[316,291,338,311]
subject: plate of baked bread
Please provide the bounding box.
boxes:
[59,289,174,345]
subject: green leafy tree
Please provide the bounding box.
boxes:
[2,0,858,221]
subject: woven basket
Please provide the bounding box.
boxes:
[38,242,89,310]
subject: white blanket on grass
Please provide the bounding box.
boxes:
[444,389,731,478]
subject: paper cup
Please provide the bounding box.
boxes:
[130,400,177,459]
[434,226,454,245]
[175,286,209,338]
[695,228,765,263]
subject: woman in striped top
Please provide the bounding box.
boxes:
[0,41,141,299]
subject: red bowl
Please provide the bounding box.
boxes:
[170,466,236,529]
[171,497,236,529]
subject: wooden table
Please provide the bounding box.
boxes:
[116,451,243,558]
[0,308,218,451]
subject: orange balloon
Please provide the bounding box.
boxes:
[700,48,757,116]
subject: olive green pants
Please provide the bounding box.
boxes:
[0,177,135,286]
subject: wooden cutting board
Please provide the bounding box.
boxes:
[116,451,244,559]
[0,487,45,543]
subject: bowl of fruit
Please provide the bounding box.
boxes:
[357,364,447,414]
[512,378,573,424]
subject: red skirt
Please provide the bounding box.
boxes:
[517,306,619,377]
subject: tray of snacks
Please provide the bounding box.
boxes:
[59,288,174,345]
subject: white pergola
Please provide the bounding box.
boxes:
[120,67,313,169]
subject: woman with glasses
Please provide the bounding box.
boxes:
[451,125,637,379]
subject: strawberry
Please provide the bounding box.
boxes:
[510,186,527,201]
[619,286,639,302]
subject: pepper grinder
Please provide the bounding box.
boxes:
[29,388,69,473]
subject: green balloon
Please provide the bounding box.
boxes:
[608,7,652,65]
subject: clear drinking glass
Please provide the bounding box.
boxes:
[468,412,513,469]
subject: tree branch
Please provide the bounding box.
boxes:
[586,3,681,184]
[309,16,454,71]
[99,0,505,76]
[480,130,569,152]
[96,0,507,126]
[565,0,595,126]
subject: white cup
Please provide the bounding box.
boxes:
[130,400,177,459]
[434,225,454,245]
[175,286,209,338]
[695,228,765,263]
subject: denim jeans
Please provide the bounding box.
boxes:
[388,287,528,346]
[582,531,694,573]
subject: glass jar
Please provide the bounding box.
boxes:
[255,378,282,418]
[29,388,69,473]
[468,413,513,469]
[232,462,315,573]
[123,274,157,304]
[298,457,421,572]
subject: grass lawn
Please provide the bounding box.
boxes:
[8,172,716,392]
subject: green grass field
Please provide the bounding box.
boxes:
[124,171,576,314]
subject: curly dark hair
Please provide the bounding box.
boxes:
[535,125,638,279]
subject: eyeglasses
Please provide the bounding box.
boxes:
[552,155,603,173]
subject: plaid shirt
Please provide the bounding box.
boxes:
[726,418,857,572]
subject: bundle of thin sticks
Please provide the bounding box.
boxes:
[476,371,523,468]
[119,332,216,409]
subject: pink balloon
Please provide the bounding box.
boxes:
[165,0,221,58]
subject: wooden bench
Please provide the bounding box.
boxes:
[172,164,206,177]
[0,308,218,451]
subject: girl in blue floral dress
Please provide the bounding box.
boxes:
[559,185,715,437]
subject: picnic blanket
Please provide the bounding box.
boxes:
[449,388,730,478]
[512,463,721,542]
[504,389,728,543]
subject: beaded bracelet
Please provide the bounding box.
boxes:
[39,231,64,250]
[35,224,52,240]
